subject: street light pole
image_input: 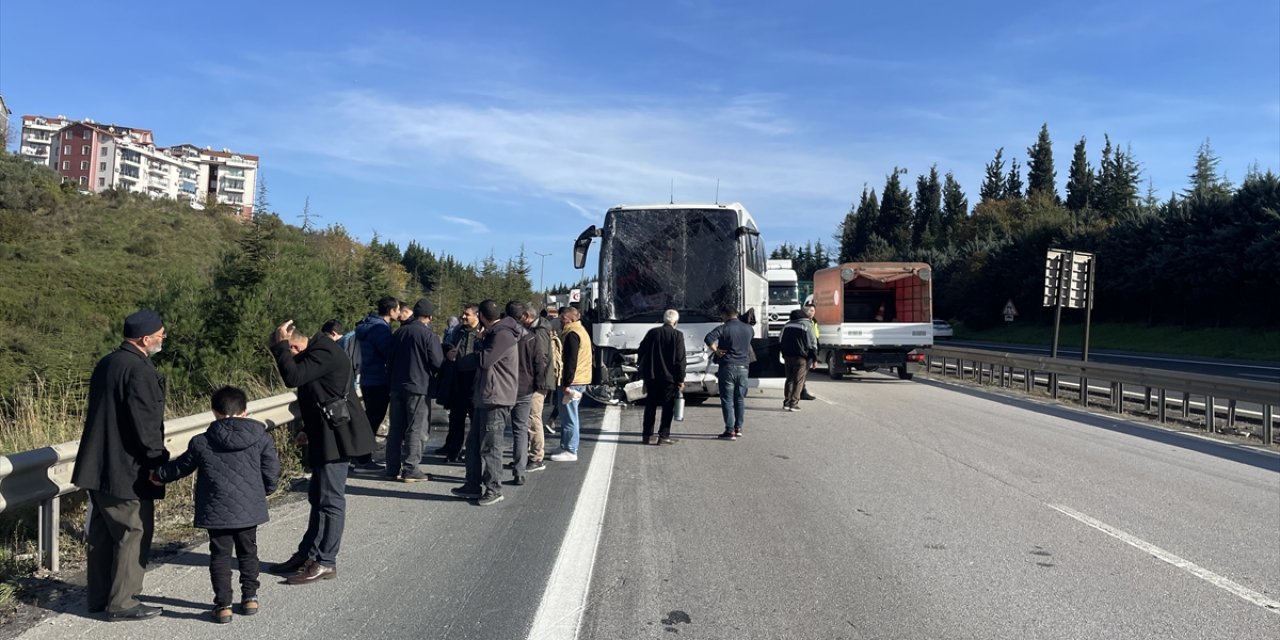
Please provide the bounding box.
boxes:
[534,251,552,303]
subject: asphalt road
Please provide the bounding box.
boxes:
[16,377,1280,639]
[944,339,1280,383]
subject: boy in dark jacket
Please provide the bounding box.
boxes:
[152,386,281,624]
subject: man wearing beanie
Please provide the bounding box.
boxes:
[72,309,170,620]
[385,298,444,481]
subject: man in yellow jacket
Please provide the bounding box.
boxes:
[550,306,592,462]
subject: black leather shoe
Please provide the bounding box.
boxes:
[801,392,817,400]
[267,555,310,576]
[107,604,163,621]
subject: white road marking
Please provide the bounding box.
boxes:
[1048,504,1280,614]
[527,405,622,640]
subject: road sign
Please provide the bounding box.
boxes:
[1003,299,1018,317]
[1004,314,1015,323]
[1044,249,1093,309]
[569,288,581,303]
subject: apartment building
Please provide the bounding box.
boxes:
[0,95,11,148]
[27,114,257,219]
[18,115,69,165]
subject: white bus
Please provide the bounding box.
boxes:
[573,202,768,401]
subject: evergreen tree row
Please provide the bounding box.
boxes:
[789,126,1278,329]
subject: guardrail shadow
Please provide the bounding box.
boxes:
[917,377,1280,473]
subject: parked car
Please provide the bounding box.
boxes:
[932,319,954,339]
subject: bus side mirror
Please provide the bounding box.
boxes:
[573,225,600,270]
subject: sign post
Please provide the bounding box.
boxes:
[1043,248,1096,359]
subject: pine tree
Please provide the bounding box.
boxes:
[1025,123,1057,200]
[912,165,943,249]
[1096,136,1142,222]
[940,172,968,245]
[252,176,271,218]
[844,187,879,261]
[980,148,1006,202]
[1065,136,1094,212]
[1004,158,1024,200]
[1185,139,1232,201]
[876,168,913,252]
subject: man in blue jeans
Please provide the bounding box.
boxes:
[704,306,754,440]
[550,306,592,462]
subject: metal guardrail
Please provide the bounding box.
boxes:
[924,346,1276,446]
[0,392,301,571]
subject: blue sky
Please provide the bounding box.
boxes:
[3,1,1277,288]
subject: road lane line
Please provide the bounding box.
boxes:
[1047,504,1280,614]
[527,404,622,640]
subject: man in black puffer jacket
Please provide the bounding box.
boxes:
[153,386,280,622]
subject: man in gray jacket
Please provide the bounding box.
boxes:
[452,300,521,506]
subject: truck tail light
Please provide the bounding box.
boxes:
[907,353,926,362]
[843,353,862,362]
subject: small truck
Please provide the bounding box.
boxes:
[811,262,933,380]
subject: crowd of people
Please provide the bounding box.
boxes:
[70,297,819,624]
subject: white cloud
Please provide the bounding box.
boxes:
[441,215,490,234]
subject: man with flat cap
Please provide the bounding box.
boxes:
[72,309,170,620]
[385,298,444,482]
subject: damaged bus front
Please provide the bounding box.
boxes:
[573,203,767,403]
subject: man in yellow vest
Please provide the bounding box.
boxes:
[549,306,592,462]
[802,299,818,400]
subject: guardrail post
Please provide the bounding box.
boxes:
[1205,394,1216,433]
[1157,388,1167,423]
[1111,382,1121,413]
[1144,387,1152,411]
[38,496,60,572]
[1264,405,1274,446]
[1050,373,1059,399]
[1181,392,1191,419]
[1080,376,1089,406]
[1226,399,1236,431]
[1025,368,1032,392]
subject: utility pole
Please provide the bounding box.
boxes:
[534,251,552,303]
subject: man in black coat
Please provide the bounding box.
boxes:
[71,309,170,620]
[267,320,375,584]
[637,309,686,445]
[385,298,444,482]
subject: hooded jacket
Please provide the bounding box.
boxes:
[155,417,280,529]
[472,317,522,408]
[354,314,394,387]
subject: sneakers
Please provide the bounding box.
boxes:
[549,451,578,462]
[526,460,546,473]
[718,430,737,440]
[352,461,385,473]
[450,486,483,499]
[477,492,504,506]
[734,429,743,438]
[399,471,427,483]
[509,475,526,486]
[656,437,678,445]
[783,405,794,411]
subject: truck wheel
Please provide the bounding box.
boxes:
[827,353,844,380]
[897,366,913,381]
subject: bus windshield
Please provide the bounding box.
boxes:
[600,208,741,323]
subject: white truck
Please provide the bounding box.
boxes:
[765,259,801,338]
[811,262,933,380]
